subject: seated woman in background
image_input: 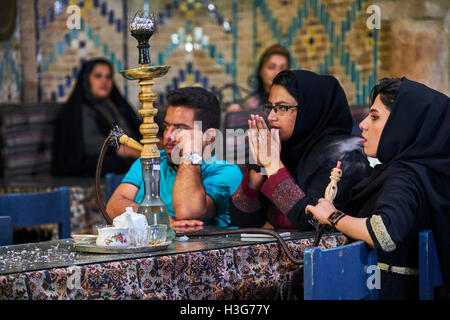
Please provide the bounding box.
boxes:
[52,58,141,176]
[230,70,372,230]
[306,78,450,299]
[227,44,291,112]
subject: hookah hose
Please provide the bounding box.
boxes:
[178,228,304,265]
[95,125,141,225]
[313,225,326,247]
[95,135,114,225]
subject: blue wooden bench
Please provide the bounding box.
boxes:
[0,187,71,241]
[303,240,378,300]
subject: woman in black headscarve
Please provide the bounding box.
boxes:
[230,70,372,230]
[52,58,141,177]
[306,77,450,299]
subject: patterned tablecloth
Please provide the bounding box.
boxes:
[0,234,347,300]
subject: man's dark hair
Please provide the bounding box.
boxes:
[166,87,221,131]
[369,78,402,110]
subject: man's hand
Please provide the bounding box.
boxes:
[169,216,204,232]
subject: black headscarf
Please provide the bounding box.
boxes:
[52,58,141,176]
[351,78,450,290]
[276,70,354,174]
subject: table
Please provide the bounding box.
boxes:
[0,230,347,300]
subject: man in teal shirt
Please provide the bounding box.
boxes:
[106,87,242,229]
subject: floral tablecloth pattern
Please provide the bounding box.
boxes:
[0,235,347,300]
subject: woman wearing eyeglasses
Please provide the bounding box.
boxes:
[230,69,372,230]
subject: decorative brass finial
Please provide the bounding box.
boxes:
[129,10,158,65]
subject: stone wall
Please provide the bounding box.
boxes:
[375,0,449,94]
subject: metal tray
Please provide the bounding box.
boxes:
[75,241,172,254]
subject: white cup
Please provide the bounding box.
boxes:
[96,227,130,248]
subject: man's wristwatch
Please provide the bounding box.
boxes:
[327,210,346,230]
[181,152,202,165]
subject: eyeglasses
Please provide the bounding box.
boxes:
[262,104,299,116]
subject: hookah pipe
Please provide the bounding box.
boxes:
[312,161,343,247]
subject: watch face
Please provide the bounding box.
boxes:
[190,153,202,164]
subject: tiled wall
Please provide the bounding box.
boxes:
[0,3,21,103]
[1,0,448,107]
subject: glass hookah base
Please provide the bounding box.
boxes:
[137,204,176,240]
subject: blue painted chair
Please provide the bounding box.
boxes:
[419,230,445,300]
[105,173,125,201]
[0,216,13,246]
[303,240,378,300]
[0,187,71,241]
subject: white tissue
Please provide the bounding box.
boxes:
[113,207,148,229]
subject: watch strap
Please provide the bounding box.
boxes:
[327,210,346,230]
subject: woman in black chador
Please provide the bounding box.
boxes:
[307,77,450,299]
[52,58,141,176]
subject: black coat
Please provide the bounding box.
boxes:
[350,78,450,299]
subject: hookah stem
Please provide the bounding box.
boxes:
[95,136,113,225]
[180,228,303,265]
